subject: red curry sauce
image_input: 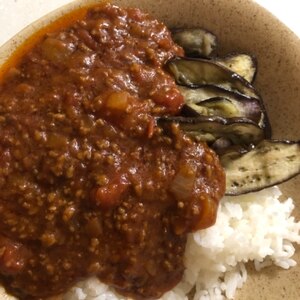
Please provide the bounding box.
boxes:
[0,3,225,299]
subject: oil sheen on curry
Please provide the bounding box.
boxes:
[0,3,225,299]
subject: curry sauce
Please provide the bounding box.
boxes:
[0,4,225,299]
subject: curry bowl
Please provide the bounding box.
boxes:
[0,0,299,299]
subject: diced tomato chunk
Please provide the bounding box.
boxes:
[0,236,28,275]
[152,87,184,114]
[91,175,129,209]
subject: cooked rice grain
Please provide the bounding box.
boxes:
[178,186,300,299]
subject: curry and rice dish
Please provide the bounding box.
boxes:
[0,2,300,300]
[0,3,225,299]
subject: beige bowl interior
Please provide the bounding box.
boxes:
[0,0,299,299]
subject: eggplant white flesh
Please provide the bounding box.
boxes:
[183,98,239,118]
[159,116,265,145]
[215,53,257,83]
[172,28,217,57]
[167,57,259,99]
[222,140,300,195]
[178,85,271,137]
[178,85,251,103]
[183,97,262,124]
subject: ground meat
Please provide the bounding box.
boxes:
[0,3,225,299]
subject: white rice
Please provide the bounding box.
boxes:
[177,186,300,299]
[1,186,299,300]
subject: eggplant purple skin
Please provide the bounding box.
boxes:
[158,115,266,146]
[217,143,252,158]
[160,115,263,127]
[167,57,272,137]
[171,29,258,83]
[177,85,272,138]
[181,104,202,117]
[166,34,299,196]
[211,137,232,150]
[167,56,259,98]
[182,96,262,124]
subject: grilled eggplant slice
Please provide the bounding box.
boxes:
[222,140,300,195]
[215,54,257,83]
[178,86,270,135]
[211,137,233,153]
[159,116,265,145]
[183,97,262,123]
[167,57,259,99]
[214,143,249,157]
[182,98,239,119]
[172,28,217,57]
[183,98,239,118]
[178,85,251,103]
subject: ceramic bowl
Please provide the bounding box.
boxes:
[0,0,299,299]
